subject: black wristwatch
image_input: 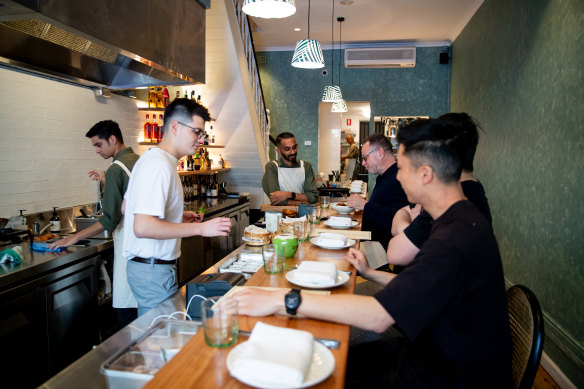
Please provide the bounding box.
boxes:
[285,288,302,315]
[290,192,296,200]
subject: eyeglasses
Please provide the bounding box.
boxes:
[178,121,206,138]
[362,147,380,162]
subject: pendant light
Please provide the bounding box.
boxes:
[322,0,342,102]
[242,0,296,19]
[291,0,325,69]
[331,17,347,112]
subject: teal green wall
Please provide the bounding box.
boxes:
[258,47,450,167]
[450,0,584,385]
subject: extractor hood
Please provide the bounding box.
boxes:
[0,0,206,89]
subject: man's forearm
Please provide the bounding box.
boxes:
[133,214,204,239]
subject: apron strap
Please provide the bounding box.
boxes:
[112,160,132,177]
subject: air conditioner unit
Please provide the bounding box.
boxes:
[345,47,416,68]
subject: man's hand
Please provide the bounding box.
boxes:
[88,169,105,182]
[231,288,286,317]
[344,248,372,278]
[183,211,204,223]
[47,235,79,250]
[346,194,367,210]
[199,217,232,237]
[269,191,292,205]
[408,204,423,221]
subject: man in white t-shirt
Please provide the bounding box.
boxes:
[123,98,232,316]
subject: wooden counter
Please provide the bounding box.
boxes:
[145,239,359,389]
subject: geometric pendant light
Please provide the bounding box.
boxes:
[291,0,325,69]
[242,0,296,19]
[331,98,348,112]
[322,0,342,101]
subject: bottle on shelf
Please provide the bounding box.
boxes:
[158,114,164,141]
[175,91,181,100]
[209,125,215,145]
[148,86,156,108]
[194,152,201,171]
[183,91,188,99]
[156,87,164,108]
[190,91,196,101]
[151,115,160,143]
[197,95,202,104]
[219,154,225,169]
[144,114,152,142]
[200,176,207,198]
[186,155,194,171]
[206,149,213,169]
[163,87,170,107]
[50,207,60,232]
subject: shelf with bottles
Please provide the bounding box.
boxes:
[178,168,230,176]
[138,107,166,111]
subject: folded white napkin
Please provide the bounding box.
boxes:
[328,216,352,226]
[230,322,314,387]
[316,233,347,247]
[350,180,363,192]
[294,261,338,286]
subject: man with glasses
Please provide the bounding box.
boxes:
[123,98,232,316]
[262,132,318,205]
[346,134,409,250]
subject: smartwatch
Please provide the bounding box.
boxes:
[285,288,302,315]
[290,192,296,200]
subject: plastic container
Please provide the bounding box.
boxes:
[101,319,199,389]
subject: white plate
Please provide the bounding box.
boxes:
[286,269,350,289]
[310,237,355,250]
[227,341,335,389]
[324,220,359,230]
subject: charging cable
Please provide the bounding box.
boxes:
[149,294,216,327]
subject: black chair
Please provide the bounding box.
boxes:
[506,285,544,389]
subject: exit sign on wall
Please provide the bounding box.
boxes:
[347,119,351,126]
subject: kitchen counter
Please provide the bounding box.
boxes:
[184,196,247,217]
[0,237,113,291]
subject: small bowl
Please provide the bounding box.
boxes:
[271,234,299,257]
[331,202,354,214]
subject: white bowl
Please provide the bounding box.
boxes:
[331,202,354,214]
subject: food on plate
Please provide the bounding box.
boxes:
[243,225,271,245]
[282,208,298,218]
[336,202,347,206]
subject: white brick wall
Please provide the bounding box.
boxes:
[0,67,148,217]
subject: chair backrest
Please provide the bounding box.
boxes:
[506,285,544,389]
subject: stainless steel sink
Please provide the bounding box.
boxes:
[74,217,111,239]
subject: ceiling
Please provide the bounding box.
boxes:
[248,0,484,51]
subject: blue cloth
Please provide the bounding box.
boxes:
[361,164,410,250]
[126,259,177,316]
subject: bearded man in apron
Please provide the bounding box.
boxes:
[262,132,319,206]
[48,120,139,327]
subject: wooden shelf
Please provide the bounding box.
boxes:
[138,142,224,148]
[138,107,165,111]
[178,168,230,176]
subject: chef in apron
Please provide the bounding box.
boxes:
[262,132,319,206]
[341,134,359,180]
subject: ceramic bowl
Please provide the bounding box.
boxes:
[271,234,299,257]
[331,202,354,214]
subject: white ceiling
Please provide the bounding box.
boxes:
[248,0,484,51]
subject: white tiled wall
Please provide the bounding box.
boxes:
[0,67,150,218]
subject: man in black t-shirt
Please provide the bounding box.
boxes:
[232,119,512,388]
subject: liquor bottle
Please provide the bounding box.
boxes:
[219,154,225,169]
[176,91,181,100]
[206,149,213,169]
[197,95,202,104]
[209,125,215,145]
[193,176,199,199]
[194,152,201,171]
[186,155,194,171]
[156,87,164,108]
[183,91,188,99]
[163,87,170,107]
[50,207,61,232]
[144,114,152,142]
[148,87,156,108]
[152,115,159,143]
[190,91,196,101]
[158,115,164,140]
[200,176,207,198]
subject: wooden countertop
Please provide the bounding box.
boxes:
[145,240,358,389]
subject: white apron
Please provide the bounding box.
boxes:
[274,160,305,194]
[111,160,137,309]
[345,158,356,180]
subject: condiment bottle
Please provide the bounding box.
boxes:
[144,114,152,142]
[50,207,60,232]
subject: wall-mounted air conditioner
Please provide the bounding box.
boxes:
[345,47,416,68]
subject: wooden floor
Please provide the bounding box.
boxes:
[534,365,561,389]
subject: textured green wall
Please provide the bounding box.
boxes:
[450,0,584,385]
[258,47,450,167]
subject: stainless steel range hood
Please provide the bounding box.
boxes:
[0,0,205,89]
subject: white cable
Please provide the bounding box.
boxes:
[185,293,209,316]
[149,294,218,327]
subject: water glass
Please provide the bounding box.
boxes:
[320,196,330,210]
[294,219,309,242]
[262,244,285,273]
[308,206,321,224]
[201,297,238,347]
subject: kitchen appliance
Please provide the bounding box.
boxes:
[0,227,31,246]
[0,0,206,89]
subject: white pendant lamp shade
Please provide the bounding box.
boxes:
[242,0,296,19]
[331,99,348,112]
[322,85,343,102]
[291,39,325,69]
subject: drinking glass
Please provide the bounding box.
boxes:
[262,244,285,273]
[294,219,309,242]
[320,196,330,210]
[201,297,238,347]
